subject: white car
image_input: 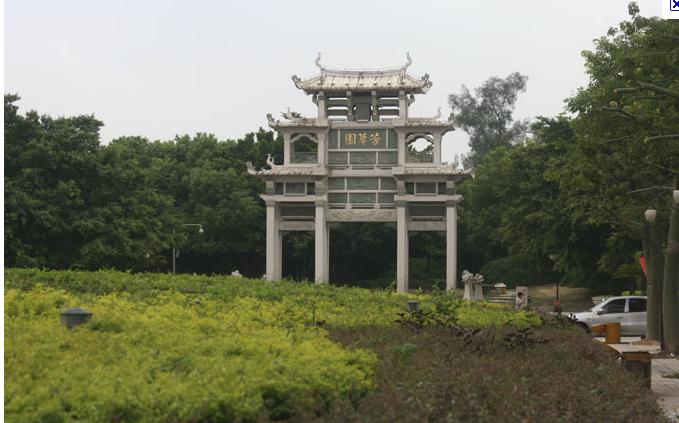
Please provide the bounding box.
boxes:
[570,296,647,336]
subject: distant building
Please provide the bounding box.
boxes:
[248,54,470,292]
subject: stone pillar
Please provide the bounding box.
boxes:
[317,91,326,119]
[283,133,291,165]
[266,201,282,280]
[397,201,409,292]
[446,201,457,291]
[371,90,379,122]
[346,91,354,121]
[315,200,329,283]
[433,133,442,165]
[398,90,408,120]
[396,129,407,165]
[317,132,326,165]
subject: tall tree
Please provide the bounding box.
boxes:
[448,72,529,167]
[4,94,102,268]
[555,4,679,296]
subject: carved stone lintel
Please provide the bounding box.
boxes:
[327,209,397,222]
[280,221,314,231]
[408,221,446,231]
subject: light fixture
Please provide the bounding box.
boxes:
[645,209,657,223]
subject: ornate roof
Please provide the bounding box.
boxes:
[291,53,433,94]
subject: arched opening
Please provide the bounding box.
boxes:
[406,135,434,163]
[290,135,318,164]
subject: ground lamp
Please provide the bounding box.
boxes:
[60,307,93,329]
[172,223,204,274]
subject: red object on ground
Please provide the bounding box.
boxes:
[639,256,647,277]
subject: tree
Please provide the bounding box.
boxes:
[448,72,529,167]
[4,94,102,268]
[553,3,678,335]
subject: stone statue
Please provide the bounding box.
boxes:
[462,270,485,301]
[266,154,275,168]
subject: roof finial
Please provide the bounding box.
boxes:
[315,52,324,71]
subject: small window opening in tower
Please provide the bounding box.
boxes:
[291,136,318,164]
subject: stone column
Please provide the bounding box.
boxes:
[266,201,282,280]
[315,200,329,283]
[346,91,354,121]
[396,129,407,165]
[398,90,408,120]
[283,133,291,165]
[317,91,326,119]
[371,90,379,122]
[446,200,457,291]
[316,132,326,165]
[433,132,442,164]
[397,201,409,292]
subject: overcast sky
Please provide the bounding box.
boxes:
[5,0,662,161]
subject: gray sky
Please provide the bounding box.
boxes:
[5,0,662,161]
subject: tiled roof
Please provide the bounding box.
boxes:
[291,53,432,94]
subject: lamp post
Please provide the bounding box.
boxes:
[172,223,204,275]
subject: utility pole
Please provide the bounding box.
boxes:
[645,210,663,341]
[662,190,679,353]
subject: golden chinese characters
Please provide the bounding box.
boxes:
[358,133,368,145]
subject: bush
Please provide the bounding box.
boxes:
[309,325,669,423]
[4,269,546,421]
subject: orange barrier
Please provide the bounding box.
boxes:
[591,323,622,344]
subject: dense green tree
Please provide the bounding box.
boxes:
[554,6,679,290]
[5,94,102,268]
[448,72,529,167]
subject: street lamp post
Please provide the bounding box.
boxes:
[172,223,204,275]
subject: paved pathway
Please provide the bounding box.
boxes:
[653,358,679,421]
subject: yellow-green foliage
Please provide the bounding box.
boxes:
[456,302,542,329]
[5,287,377,421]
[4,269,541,421]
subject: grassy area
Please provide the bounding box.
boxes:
[3,269,667,422]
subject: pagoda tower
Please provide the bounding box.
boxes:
[247,54,471,292]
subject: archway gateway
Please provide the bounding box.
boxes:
[248,54,471,292]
